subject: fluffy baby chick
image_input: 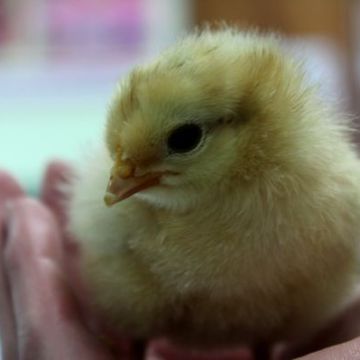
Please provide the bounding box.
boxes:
[69,28,360,355]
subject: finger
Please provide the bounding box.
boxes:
[40,161,80,265]
[40,161,80,271]
[0,170,24,215]
[0,171,24,360]
[41,161,74,228]
[296,337,360,360]
[146,339,253,360]
[40,162,100,346]
[4,198,113,360]
[281,295,360,359]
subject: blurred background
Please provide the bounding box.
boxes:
[0,0,359,193]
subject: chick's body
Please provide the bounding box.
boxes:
[69,29,360,347]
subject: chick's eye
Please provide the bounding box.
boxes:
[167,124,203,154]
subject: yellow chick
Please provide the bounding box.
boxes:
[68,28,360,356]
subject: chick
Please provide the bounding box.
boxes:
[68,28,360,355]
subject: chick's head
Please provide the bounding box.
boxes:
[104,31,308,211]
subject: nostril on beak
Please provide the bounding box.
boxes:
[112,144,135,179]
[116,161,135,179]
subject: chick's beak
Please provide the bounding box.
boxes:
[104,160,161,207]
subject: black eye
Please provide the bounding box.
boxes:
[167,124,203,154]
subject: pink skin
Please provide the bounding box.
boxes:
[1,162,360,359]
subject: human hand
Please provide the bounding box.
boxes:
[0,164,137,359]
[1,163,360,360]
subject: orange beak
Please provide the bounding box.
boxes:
[104,154,163,207]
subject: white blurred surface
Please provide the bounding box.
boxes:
[0,0,191,193]
[0,63,127,192]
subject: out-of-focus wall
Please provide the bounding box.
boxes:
[193,0,360,117]
[0,0,191,193]
[195,0,349,41]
